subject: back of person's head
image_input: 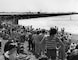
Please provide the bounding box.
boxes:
[75,45,78,49]
[41,29,45,34]
[7,40,13,43]
[8,45,16,51]
[49,28,57,36]
[36,31,40,35]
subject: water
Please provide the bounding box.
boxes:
[18,15,78,34]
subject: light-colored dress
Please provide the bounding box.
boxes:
[9,48,17,60]
[0,55,5,60]
[33,34,42,54]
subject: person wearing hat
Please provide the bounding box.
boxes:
[4,40,17,60]
[8,45,17,60]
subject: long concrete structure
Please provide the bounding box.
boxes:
[0,12,78,24]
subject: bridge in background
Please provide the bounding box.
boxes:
[0,12,78,24]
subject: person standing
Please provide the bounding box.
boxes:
[40,28,65,60]
[4,40,17,60]
[39,29,46,54]
[33,31,41,56]
[4,40,12,60]
[28,32,33,51]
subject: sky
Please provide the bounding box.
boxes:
[0,0,78,34]
[0,0,78,12]
[19,15,78,34]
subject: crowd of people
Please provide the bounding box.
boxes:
[0,21,78,60]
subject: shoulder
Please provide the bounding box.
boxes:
[44,36,50,40]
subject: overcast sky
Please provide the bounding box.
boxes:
[0,0,78,12]
[0,0,78,34]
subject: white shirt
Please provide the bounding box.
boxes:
[4,51,9,58]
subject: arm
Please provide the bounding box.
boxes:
[4,51,9,58]
[56,37,65,47]
[40,37,46,44]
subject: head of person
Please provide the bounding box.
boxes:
[41,29,45,34]
[8,44,16,51]
[49,28,57,36]
[36,31,40,35]
[75,45,78,49]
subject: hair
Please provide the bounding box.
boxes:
[49,28,57,36]
[36,31,40,35]
[9,45,17,54]
[75,45,78,49]
[41,29,45,34]
[8,45,16,51]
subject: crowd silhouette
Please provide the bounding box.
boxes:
[0,21,78,60]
